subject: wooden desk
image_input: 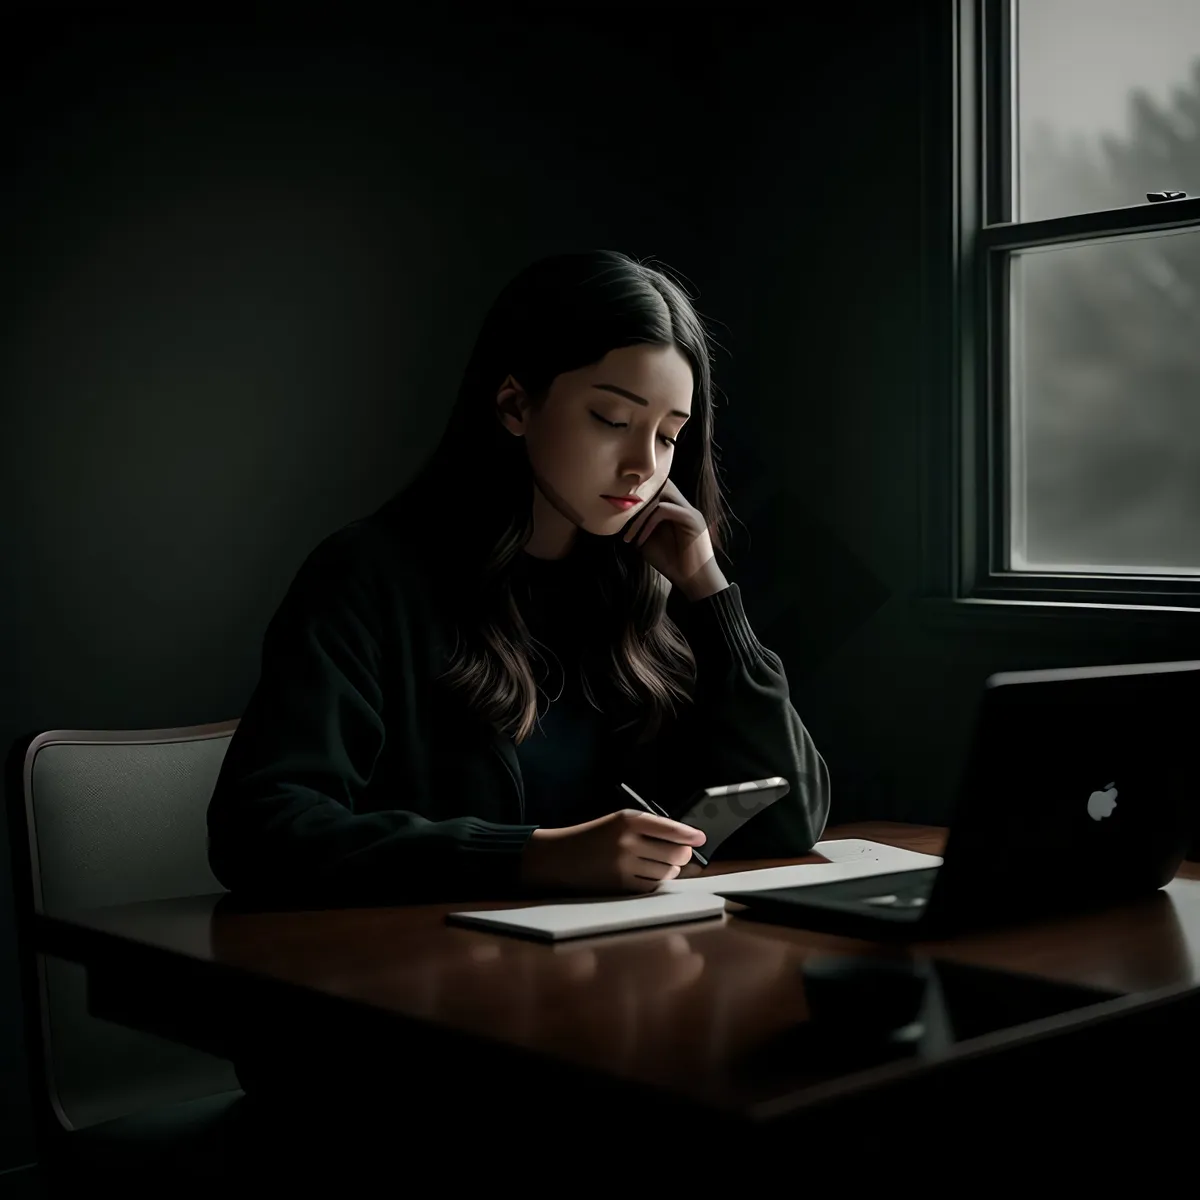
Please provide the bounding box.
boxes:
[33,821,1200,1161]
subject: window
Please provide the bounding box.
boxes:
[923,0,1200,618]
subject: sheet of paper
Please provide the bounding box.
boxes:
[812,837,943,866]
[447,891,727,942]
[659,838,943,895]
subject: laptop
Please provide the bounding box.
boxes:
[721,658,1200,941]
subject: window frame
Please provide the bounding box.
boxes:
[919,0,1200,631]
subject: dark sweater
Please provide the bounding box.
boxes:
[206,505,832,908]
[508,546,622,827]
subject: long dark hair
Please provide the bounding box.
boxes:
[395,250,733,746]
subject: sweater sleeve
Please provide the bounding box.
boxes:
[206,529,538,906]
[627,582,832,860]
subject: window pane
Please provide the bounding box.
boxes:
[1009,227,1200,574]
[1017,0,1200,223]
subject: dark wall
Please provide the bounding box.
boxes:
[0,4,717,1171]
[3,1,1193,1176]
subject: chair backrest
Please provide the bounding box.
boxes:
[5,721,243,1135]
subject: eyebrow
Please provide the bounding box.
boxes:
[592,383,691,421]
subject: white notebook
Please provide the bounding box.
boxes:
[446,840,942,942]
[660,837,943,896]
[447,891,727,942]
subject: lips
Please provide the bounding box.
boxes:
[602,495,642,511]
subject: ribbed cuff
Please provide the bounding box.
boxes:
[457,819,541,895]
[675,583,765,673]
[458,819,541,848]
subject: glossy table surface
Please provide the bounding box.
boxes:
[36,821,1200,1120]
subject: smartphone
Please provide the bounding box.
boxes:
[676,776,791,867]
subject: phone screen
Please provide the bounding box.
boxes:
[676,777,791,861]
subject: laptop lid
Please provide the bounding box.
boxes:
[935,658,1200,906]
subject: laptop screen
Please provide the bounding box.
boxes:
[939,660,1198,893]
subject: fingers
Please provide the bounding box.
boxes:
[628,503,704,550]
[633,834,695,868]
[632,508,666,548]
[623,498,658,543]
[627,873,665,894]
[623,500,683,544]
[624,809,707,846]
[622,479,685,540]
[623,831,698,887]
[630,856,681,884]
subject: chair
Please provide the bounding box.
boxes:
[5,721,249,1195]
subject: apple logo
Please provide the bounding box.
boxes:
[1087,781,1118,821]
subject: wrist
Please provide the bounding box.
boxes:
[519,827,559,890]
[680,560,730,602]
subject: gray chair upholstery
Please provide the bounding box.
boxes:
[7,721,246,1182]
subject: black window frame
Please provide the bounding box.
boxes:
[919,0,1200,630]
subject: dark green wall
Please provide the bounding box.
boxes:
[3,1,1194,1176]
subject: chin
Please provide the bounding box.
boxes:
[579,518,622,538]
[599,511,640,537]
[555,491,638,538]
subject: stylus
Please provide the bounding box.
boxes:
[619,782,709,868]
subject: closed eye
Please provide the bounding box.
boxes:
[589,410,678,448]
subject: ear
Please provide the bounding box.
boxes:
[495,375,531,438]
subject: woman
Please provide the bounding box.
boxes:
[206,249,832,909]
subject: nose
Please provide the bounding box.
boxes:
[618,435,658,485]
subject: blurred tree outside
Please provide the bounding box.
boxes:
[1015,59,1200,572]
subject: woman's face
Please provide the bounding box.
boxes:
[495,343,694,558]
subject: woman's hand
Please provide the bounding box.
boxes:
[519,809,708,895]
[621,477,728,600]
